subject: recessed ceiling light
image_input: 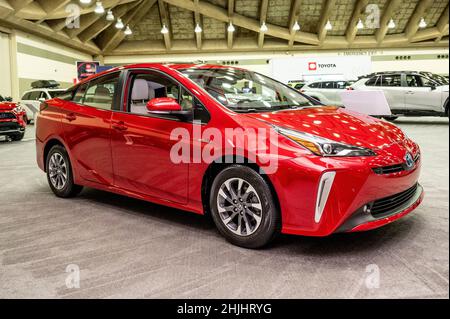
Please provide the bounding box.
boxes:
[357,19,364,30]
[94,2,104,14]
[227,22,235,32]
[124,25,132,36]
[260,21,268,33]
[419,17,427,29]
[388,19,396,29]
[292,21,301,32]
[79,0,92,4]
[161,24,169,34]
[325,20,333,31]
[115,18,124,29]
[194,24,202,33]
[106,10,115,21]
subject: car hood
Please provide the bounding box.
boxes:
[244,106,406,150]
[0,102,16,111]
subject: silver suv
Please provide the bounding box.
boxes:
[351,71,449,119]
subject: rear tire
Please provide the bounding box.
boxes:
[46,145,83,198]
[210,165,280,249]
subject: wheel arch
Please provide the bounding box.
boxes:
[201,155,281,221]
[43,138,66,172]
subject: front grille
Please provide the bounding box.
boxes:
[0,122,20,132]
[0,112,16,120]
[370,183,419,217]
[372,154,421,175]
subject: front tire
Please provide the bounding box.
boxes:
[46,145,83,198]
[10,132,25,141]
[210,165,280,249]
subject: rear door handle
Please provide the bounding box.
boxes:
[112,121,128,131]
[65,113,77,122]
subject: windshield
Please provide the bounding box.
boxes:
[181,68,318,112]
[423,73,449,86]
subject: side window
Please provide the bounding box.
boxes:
[39,91,48,100]
[84,73,119,110]
[180,87,210,123]
[73,84,88,104]
[335,81,347,89]
[128,72,180,115]
[180,87,194,111]
[308,82,319,88]
[365,76,379,86]
[22,92,30,100]
[406,75,420,87]
[419,76,437,88]
[322,82,334,89]
[29,91,41,100]
[381,74,402,87]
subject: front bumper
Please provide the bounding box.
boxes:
[0,121,25,136]
[336,183,424,233]
[275,142,422,237]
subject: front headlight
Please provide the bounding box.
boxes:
[274,126,376,157]
[12,104,24,114]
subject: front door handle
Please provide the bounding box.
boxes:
[65,113,77,122]
[112,121,128,131]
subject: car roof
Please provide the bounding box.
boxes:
[359,71,437,79]
[79,63,245,83]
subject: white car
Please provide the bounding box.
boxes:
[301,80,355,106]
[351,72,449,119]
[20,81,66,123]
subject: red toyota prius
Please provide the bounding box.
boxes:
[36,64,423,248]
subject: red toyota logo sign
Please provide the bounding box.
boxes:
[308,62,317,71]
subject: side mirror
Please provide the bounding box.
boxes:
[146,97,182,113]
[430,85,437,91]
[146,97,192,121]
[38,97,46,102]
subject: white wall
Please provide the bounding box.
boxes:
[15,31,93,96]
[0,32,12,97]
[372,59,449,74]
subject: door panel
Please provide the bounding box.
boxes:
[61,104,114,185]
[404,75,443,111]
[61,72,120,186]
[110,70,193,204]
[110,113,190,204]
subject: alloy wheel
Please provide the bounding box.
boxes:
[216,178,263,237]
[48,153,68,190]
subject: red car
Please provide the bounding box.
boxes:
[36,64,423,248]
[0,96,26,141]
